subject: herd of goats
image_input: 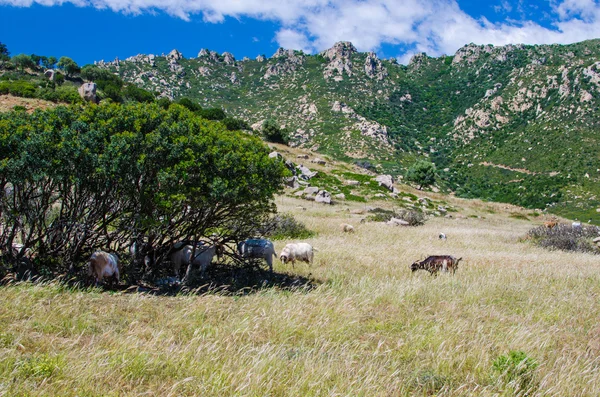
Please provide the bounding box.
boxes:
[87,222,463,287]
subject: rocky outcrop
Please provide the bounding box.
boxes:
[263,48,305,79]
[332,102,389,144]
[364,52,388,80]
[322,41,356,80]
[167,49,183,61]
[375,175,394,191]
[223,52,235,65]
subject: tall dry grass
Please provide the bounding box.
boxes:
[1,196,599,396]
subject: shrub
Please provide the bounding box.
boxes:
[397,209,426,226]
[0,81,37,97]
[222,117,250,131]
[54,86,82,104]
[260,213,314,240]
[354,160,377,172]
[493,350,538,390]
[122,84,155,103]
[365,207,396,222]
[365,207,426,226]
[527,224,600,254]
[261,119,289,144]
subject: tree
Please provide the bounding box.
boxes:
[0,41,9,64]
[30,54,42,68]
[0,103,286,280]
[261,119,289,144]
[406,160,436,190]
[42,56,57,69]
[11,54,34,71]
[57,56,80,77]
[54,73,65,86]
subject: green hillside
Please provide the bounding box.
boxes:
[95,40,600,223]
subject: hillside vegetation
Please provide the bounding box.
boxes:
[98,40,600,223]
[1,196,599,396]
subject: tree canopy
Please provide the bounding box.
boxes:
[0,103,286,280]
[406,160,436,190]
[57,56,80,77]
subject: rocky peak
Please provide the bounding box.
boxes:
[222,52,235,65]
[452,43,493,64]
[167,49,183,61]
[321,41,357,61]
[256,55,266,62]
[273,48,293,58]
[197,49,209,57]
[408,52,429,69]
[322,42,357,80]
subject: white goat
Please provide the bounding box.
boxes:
[237,239,276,272]
[341,223,355,233]
[88,251,120,286]
[170,243,219,279]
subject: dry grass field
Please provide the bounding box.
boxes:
[1,195,599,396]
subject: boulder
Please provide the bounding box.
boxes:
[44,69,55,80]
[297,164,317,179]
[334,193,346,200]
[345,180,360,186]
[78,82,98,103]
[311,158,327,165]
[297,154,309,159]
[268,151,283,160]
[375,175,394,191]
[304,186,319,195]
[315,190,332,204]
[284,176,300,189]
[386,217,409,226]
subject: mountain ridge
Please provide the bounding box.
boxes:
[91,39,600,223]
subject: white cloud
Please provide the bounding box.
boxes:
[3,0,600,61]
[274,29,314,54]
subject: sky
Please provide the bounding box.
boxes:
[1,0,600,66]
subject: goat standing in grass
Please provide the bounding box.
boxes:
[88,251,120,286]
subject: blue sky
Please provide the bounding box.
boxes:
[1,0,600,65]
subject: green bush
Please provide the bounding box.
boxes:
[123,84,154,103]
[0,80,37,97]
[55,86,82,104]
[262,119,289,144]
[222,117,250,131]
[493,350,538,390]
[261,213,315,240]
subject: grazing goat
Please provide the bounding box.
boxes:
[170,242,220,279]
[237,239,276,272]
[279,242,315,267]
[341,223,355,233]
[410,255,462,276]
[88,251,120,286]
